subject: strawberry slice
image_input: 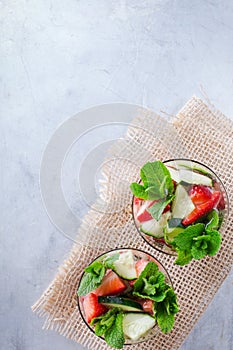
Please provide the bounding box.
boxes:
[135,259,149,277]
[182,191,221,226]
[134,197,142,206]
[141,299,154,314]
[94,271,126,296]
[128,280,136,287]
[214,182,225,210]
[189,185,212,205]
[163,203,171,213]
[136,200,157,222]
[83,293,107,323]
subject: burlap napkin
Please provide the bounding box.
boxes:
[32,97,233,350]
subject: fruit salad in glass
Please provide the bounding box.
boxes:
[77,248,178,349]
[131,159,228,265]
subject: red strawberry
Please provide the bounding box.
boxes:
[135,259,149,276]
[128,280,136,287]
[141,299,154,314]
[134,197,142,206]
[136,200,157,222]
[163,203,171,213]
[172,179,177,190]
[94,271,126,296]
[214,182,225,210]
[189,185,212,205]
[83,293,107,323]
[182,191,221,226]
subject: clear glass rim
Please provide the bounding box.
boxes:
[77,247,173,345]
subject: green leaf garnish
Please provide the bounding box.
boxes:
[172,223,205,251]
[154,288,179,333]
[91,308,125,349]
[147,195,175,221]
[205,230,222,256]
[133,261,168,302]
[206,209,219,230]
[172,222,222,266]
[104,253,120,270]
[130,161,174,200]
[130,182,148,200]
[77,261,106,296]
[174,249,192,266]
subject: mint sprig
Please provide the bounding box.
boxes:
[171,222,222,266]
[133,261,179,333]
[78,253,122,296]
[130,161,174,201]
[147,195,175,221]
[77,261,106,296]
[104,253,120,270]
[154,288,179,334]
[206,209,219,230]
[130,160,174,221]
[91,308,125,349]
[133,262,171,303]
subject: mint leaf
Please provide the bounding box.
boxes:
[85,261,105,275]
[157,306,175,334]
[173,223,222,265]
[206,230,222,256]
[130,182,148,199]
[105,312,124,349]
[147,195,175,221]
[191,244,207,260]
[172,223,205,251]
[154,288,179,333]
[139,161,174,200]
[133,262,168,302]
[206,210,219,230]
[78,261,106,296]
[91,308,124,349]
[104,253,120,270]
[174,249,192,266]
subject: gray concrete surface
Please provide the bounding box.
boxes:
[1,1,233,349]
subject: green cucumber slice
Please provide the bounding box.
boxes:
[172,185,195,219]
[140,212,171,238]
[167,167,213,187]
[123,313,156,341]
[98,296,143,312]
[166,161,211,176]
[168,218,184,228]
[164,226,185,244]
[112,251,137,280]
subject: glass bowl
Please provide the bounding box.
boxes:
[77,248,173,346]
[132,159,229,256]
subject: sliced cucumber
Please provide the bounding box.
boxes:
[164,226,184,244]
[167,167,213,187]
[168,218,183,228]
[123,313,156,341]
[112,251,137,280]
[140,212,171,238]
[166,160,211,176]
[98,296,143,312]
[172,185,195,219]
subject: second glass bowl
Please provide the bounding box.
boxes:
[77,248,173,347]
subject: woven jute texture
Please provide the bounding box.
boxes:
[32,97,233,350]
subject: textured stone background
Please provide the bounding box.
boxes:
[1,1,233,349]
